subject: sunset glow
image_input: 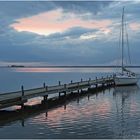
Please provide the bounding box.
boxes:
[129,22,140,31]
[11,8,112,36]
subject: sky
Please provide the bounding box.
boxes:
[0,1,140,66]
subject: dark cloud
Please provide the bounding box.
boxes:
[46,27,98,40]
[0,1,139,65]
[53,1,112,14]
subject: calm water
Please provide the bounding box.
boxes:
[0,68,140,138]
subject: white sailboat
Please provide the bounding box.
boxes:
[114,7,139,86]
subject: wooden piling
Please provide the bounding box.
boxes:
[77,82,80,93]
[20,85,25,108]
[43,82,46,88]
[59,92,61,98]
[64,84,66,89]
[43,95,48,101]
[21,85,24,97]
[46,86,48,91]
[59,81,61,86]
[88,78,91,86]
[95,84,98,88]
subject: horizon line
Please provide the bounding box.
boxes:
[1,65,140,68]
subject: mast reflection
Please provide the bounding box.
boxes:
[113,85,139,138]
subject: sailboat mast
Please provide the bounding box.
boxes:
[121,7,124,74]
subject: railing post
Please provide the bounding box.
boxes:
[46,86,48,91]
[88,78,91,85]
[106,75,108,86]
[102,76,105,87]
[78,82,79,93]
[21,85,24,97]
[95,77,98,88]
[43,82,46,88]
[65,84,67,96]
[21,85,25,109]
[59,81,61,86]
[107,75,108,79]
[59,92,61,98]
[96,77,97,82]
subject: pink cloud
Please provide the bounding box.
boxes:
[11,9,112,36]
[129,22,140,31]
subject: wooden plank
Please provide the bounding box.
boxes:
[0,76,114,109]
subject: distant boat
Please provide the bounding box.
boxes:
[10,65,24,68]
[114,7,139,86]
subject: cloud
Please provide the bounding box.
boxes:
[129,22,140,31]
[11,8,112,36]
[53,1,112,14]
[0,1,140,66]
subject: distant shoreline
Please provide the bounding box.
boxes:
[1,66,140,68]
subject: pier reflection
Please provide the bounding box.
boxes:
[0,85,140,139]
[0,89,97,127]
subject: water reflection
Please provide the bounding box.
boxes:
[15,67,115,73]
[113,85,140,138]
[0,86,140,138]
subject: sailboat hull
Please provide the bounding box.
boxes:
[114,76,138,86]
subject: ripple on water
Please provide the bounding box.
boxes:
[1,85,140,139]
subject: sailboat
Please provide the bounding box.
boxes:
[114,7,139,86]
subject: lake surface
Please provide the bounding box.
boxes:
[0,67,140,139]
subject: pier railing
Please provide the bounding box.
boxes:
[0,75,114,109]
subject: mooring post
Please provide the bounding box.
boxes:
[110,75,112,85]
[21,85,25,109]
[106,76,108,86]
[59,81,61,86]
[78,82,80,93]
[43,95,48,101]
[102,76,104,87]
[95,77,98,88]
[59,92,61,98]
[43,82,46,88]
[88,78,91,87]
[64,91,66,97]
[107,75,108,81]
[96,83,98,88]
[64,84,66,89]
[21,85,24,97]
[64,84,67,96]
[46,86,48,91]
[96,77,98,82]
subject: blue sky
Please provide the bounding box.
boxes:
[0,1,140,66]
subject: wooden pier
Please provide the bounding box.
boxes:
[0,75,114,110]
